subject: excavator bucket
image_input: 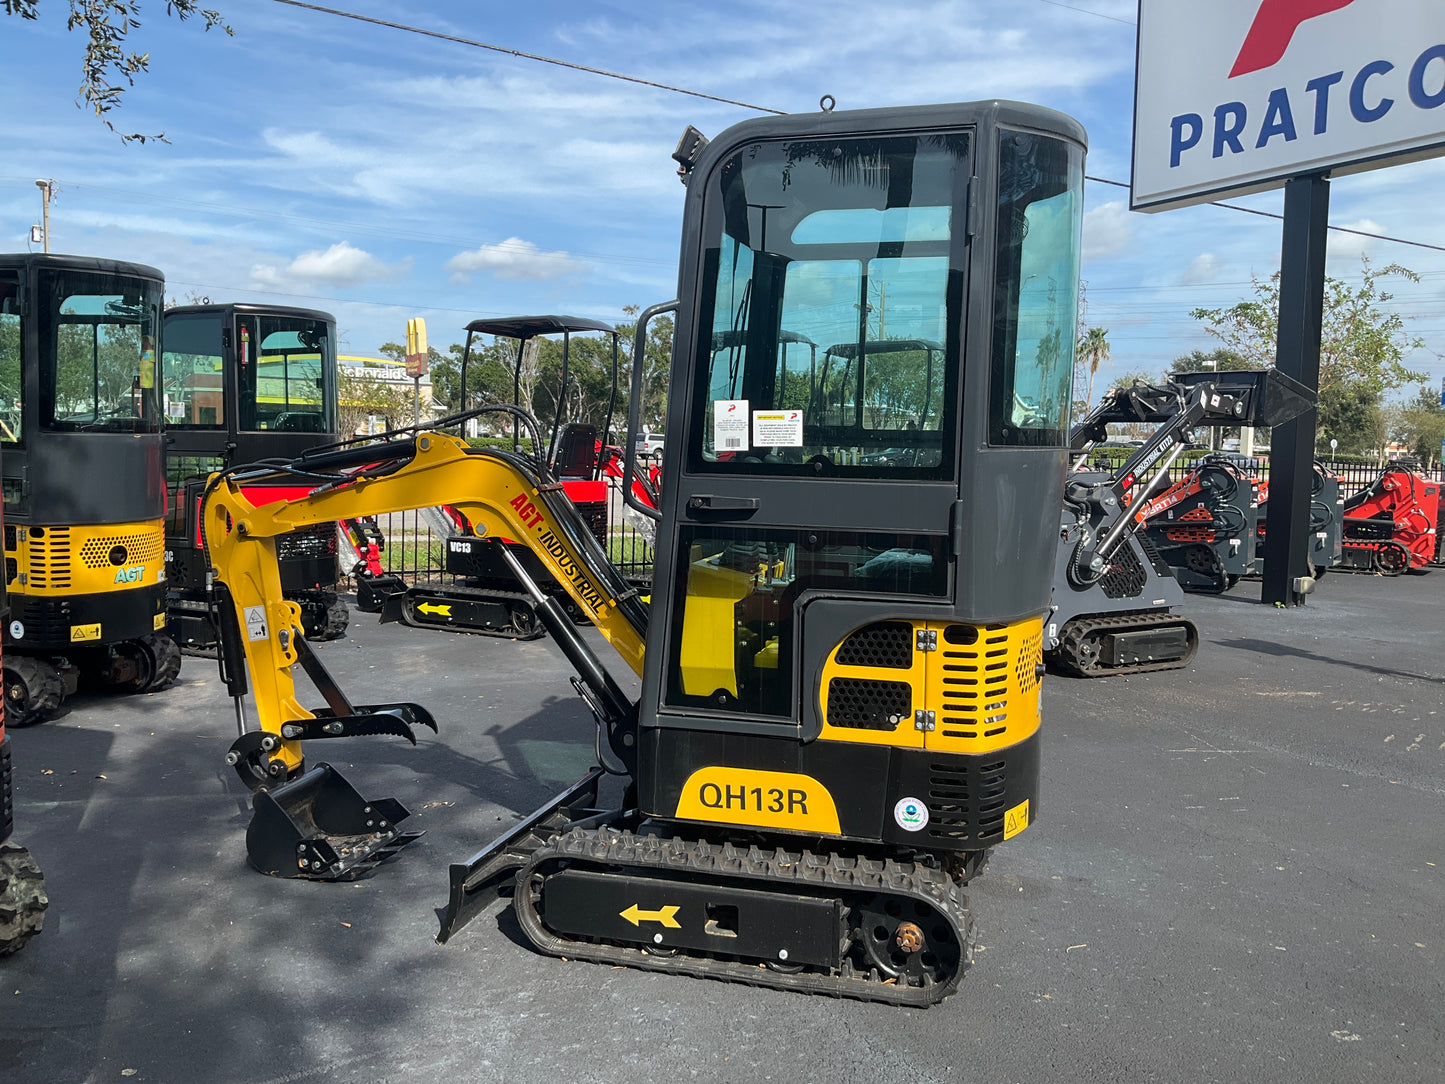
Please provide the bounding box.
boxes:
[245,763,422,880]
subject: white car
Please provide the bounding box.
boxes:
[635,430,665,457]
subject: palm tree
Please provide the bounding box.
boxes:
[1077,325,1111,409]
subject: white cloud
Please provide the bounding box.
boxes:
[251,242,404,289]
[1083,201,1134,259]
[1180,253,1221,285]
[1327,218,1386,265]
[445,238,587,282]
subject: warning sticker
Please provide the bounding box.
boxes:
[713,399,749,452]
[1003,799,1031,840]
[244,605,268,642]
[70,623,102,643]
[753,409,803,448]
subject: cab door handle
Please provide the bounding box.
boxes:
[685,494,760,517]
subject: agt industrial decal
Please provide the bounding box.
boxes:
[1132,0,1445,211]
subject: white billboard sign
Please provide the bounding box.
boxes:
[1133,0,1445,212]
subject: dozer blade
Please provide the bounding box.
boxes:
[436,768,605,944]
[246,763,422,880]
[355,574,406,614]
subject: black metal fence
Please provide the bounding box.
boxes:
[348,479,657,586]
[1087,452,1445,493]
[348,457,1441,591]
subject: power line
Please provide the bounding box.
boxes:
[268,0,785,116]
[1084,175,1445,255]
[271,0,1445,259]
[1036,0,1135,26]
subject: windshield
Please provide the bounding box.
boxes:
[237,315,335,433]
[689,132,969,478]
[38,269,162,433]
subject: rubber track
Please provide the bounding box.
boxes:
[1335,540,1410,575]
[0,843,47,956]
[141,632,183,692]
[512,827,975,1008]
[403,586,545,640]
[1050,610,1199,678]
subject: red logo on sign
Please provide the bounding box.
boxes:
[1230,0,1357,78]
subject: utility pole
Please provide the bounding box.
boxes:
[34,179,55,252]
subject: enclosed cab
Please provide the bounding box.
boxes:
[633,103,1086,859]
[162,303,347,647]
[0,254,179,726]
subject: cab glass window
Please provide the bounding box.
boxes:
[666,526,946,718]
[238,316,334,432]
[690,133,968,478]
[38,270,162,433]
[987,129,1083,446]
[0,272,21,443]
[162,311,225,427]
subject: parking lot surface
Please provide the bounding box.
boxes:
[2,569,1442,1083]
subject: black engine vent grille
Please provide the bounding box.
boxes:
[826,677,911,731]
[835,621,913,669]
[277,524,339,560]
[1100,540,1147,599]
[925,759,1009,841]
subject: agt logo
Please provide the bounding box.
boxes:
[1168,0,1445,170]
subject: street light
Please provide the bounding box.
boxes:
[34,179,53,253]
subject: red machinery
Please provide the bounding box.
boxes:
[1338,462,1439,574]
[1137,454,1259,593]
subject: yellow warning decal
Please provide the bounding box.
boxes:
[1003,798,1031,840]
[70,623,102,643]
[674,767,841,834]
[153,612,167,631]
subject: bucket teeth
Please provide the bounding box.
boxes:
[245,764,423,880]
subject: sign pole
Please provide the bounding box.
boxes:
[1262,173,1330,607]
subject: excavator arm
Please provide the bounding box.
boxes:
[205,431,649,788]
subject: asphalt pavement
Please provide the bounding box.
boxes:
[1,567,1442,1084]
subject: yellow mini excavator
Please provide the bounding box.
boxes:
[202,100,1086,1005]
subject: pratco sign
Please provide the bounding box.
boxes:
[1132,1,1445,211]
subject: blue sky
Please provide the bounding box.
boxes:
[2,0,1443,398]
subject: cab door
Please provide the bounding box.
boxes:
[646,122,975,737]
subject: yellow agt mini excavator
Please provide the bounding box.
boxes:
[0,255,178,726]
[202,100,1086,1005]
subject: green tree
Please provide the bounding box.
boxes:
[1317,383,1383,456]
[1395,385,1445,467]
[1076,325,1111,410]
[336,365,412,436]
[1190,258,1426,452]
[617,305,674,433]
[1169,346,1251,376]
[4,1,233,143]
